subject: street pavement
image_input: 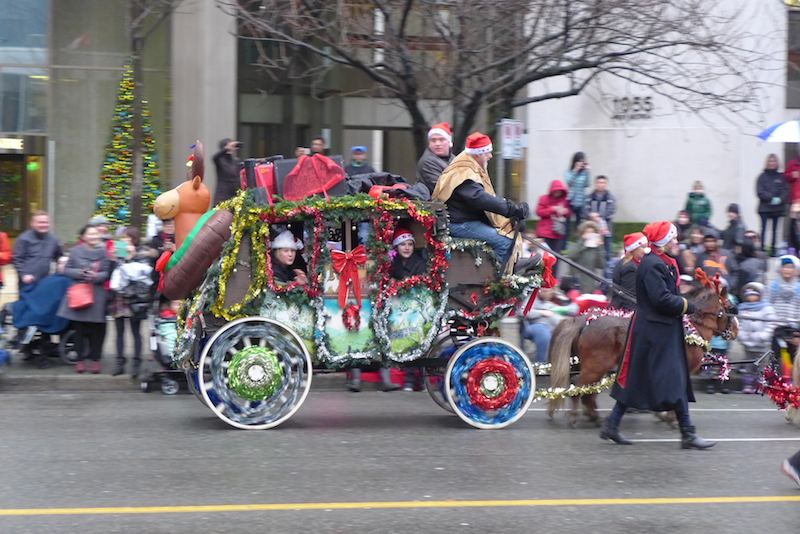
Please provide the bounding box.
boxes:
[0,388,798,533]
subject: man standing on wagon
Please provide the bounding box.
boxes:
[432,132,528,267]
[601,221,715,450]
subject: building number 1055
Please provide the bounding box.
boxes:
[611,96,654,119]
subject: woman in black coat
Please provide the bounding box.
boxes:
[756,153,789,255]
[601,221,715,449]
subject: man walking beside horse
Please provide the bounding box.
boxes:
[601,221,716,450]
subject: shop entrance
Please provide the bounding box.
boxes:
[0,152,45,237]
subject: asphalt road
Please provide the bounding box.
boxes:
[1,389,799,533]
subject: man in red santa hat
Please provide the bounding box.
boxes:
[416,122,454,194]
[602,221,715,450]
[432,132,528,267]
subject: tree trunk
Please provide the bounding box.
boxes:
[400,97,430,159]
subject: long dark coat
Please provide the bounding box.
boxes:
[610,252,695,411]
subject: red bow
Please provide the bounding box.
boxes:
[541,251,557,289]
[522,251,557,317]
[331,245,367,308]
[154,250,173,293]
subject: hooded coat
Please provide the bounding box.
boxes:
[534,180,570,239]
[756,168,789,216]
[611,252,696,411]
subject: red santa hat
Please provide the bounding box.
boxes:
[428,122,452,146]
[465,132,493,156]
[623,232,649,254]
[643,221,677,248]
[392,228,415,247]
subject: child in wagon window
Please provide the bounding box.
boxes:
[390,228,426,280]
[270,230,307,286]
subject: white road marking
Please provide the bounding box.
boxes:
[631,437,800,443]
[529,407,779,412]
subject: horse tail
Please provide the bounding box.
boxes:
[547,317,584,417]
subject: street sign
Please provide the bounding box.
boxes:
[500,119,524,160]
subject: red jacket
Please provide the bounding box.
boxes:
[785,158,800,203]
[0,232,10,286]
[535,180,571,239]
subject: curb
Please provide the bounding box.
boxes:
[0,370,391,394]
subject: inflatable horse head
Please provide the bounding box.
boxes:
[153,141,210,248]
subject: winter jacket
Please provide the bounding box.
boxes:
[584,191,616,231]
[769,278,800,324]
[390,251,426,279]
[446,181,514,225]
[737,300,777,353]
[721,218,746,251]
[535,181,571,239]
[12,229,62,287]
[212,149,240,205]
[56,242,112,324]
[756,168,789,216]
[566,240,605,294]
[610,259,637,310]
[344,161,376,177]
[736,257,766,290]
[564,168,590,209]
[785,158,800,203]
[0,231,10,287]
[684,192,712,224]
[416,148,453,194]
[695,249,738,289]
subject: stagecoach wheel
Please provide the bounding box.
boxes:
[198,317,312,430]
[445,337,535,430]
[423,334,457,413]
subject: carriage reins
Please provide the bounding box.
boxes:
[522,234,637,304]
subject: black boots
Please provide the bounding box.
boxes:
[600,418,633,445]
[112,357,125,376]
[680,426,716,450]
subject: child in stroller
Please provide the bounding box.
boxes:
[139,299,184,395]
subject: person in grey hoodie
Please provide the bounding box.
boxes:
[57,225,112,375]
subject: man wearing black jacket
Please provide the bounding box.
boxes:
[431,132,528,265]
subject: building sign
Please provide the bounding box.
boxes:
[0,138,24,151]
[500,118,524,160]
[611,96,653,120]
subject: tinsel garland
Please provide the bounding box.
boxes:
[466,357,520,410]
[94,62,161,228]
[700,352,731,381]
[443,237,500,269]
[583,307,633,325]
[226,346,283,400]
[758,367,800,409]
[683,316,711,352]
[533,374,617,400]
[531,356,580,376]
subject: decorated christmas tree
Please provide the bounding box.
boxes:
[94,62,161,228]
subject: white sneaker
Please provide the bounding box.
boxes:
[782,459,800,488]
[402,386,413,392]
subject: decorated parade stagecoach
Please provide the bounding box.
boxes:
[154,142,558,430]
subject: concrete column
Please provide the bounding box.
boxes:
[171,3,237,192]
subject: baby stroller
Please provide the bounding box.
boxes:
[139,300,186,395]
[3,275,82,367]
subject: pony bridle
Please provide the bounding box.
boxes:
[691,295,736,340]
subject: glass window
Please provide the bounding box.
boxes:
[0,67,47,132]
[0,0,49,64]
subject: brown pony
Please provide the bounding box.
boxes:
[153,141,210,248]
[546,270,737,427]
